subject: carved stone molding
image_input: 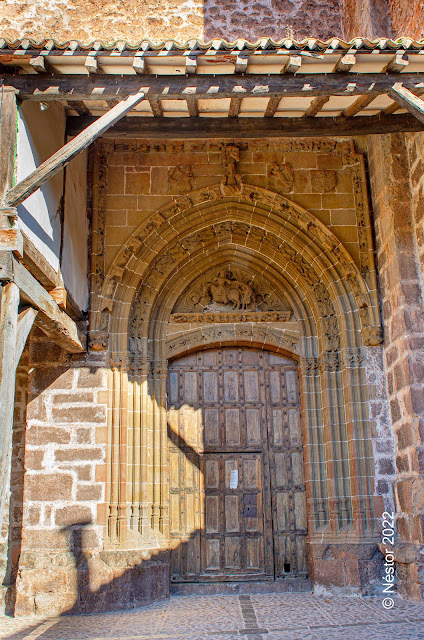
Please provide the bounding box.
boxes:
[319,351,342,372]
[89,330,109,352]
[166,325,298,358]
[342,348,365,367]
[170,311,293,324]
[109,352,130,370]
[299,357,320,374]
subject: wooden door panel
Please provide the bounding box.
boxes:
[266,352,308,578]
[201,452,265,578]
[168,347,307,582]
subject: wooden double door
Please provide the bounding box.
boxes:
[167,347,307,582]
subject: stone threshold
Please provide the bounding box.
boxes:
[170,578,312,596]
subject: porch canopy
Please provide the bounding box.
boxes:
[1,36,424,140]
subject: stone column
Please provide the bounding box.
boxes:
[368,132,424,601]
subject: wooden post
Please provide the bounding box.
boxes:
[0,283,37,530]
[0,87,18,204]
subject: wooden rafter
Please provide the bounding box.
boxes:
[264,96,281,117]
[343,94,375,117]
[4,91,145,207]
[304,96,330,117]
[5,72,424,102]
[149,98,163,117]
[228,96,243,117]
[66,112,424,139]
[186,95,198,117]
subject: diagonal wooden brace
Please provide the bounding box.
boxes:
[388,84,424,126]
[0,251,84,353]
[4,91,145,208]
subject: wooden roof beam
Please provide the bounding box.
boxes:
[4,91,145,208]
[5,72,424,101]
[264,96,281,117]
[65,112,424,139]
[132,55,146,74]
[186,95,198,116]
[185,55,197,75]
[281,55,301,74]
[29,55,53,74]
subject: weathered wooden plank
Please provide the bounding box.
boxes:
[12,256,84,352]
[0,281,19,530]
[0,87,18,204]
[4,91,145,207]
[5,72,424,101]
[65,112,424,139]
[389,84,424,125]
[0,253,84,352]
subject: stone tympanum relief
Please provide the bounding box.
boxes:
[170,267,292,324]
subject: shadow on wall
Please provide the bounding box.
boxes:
[202,0,344,42]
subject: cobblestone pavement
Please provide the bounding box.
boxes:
[1,594,424,640]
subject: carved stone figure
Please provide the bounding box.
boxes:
[174,266,290,314]
[220,144,242,195]
[311,169,337,193]
[268,162,294,193]
[169,165,194,194]
[202,270,254,311]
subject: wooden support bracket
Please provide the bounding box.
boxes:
[0,208,23,257]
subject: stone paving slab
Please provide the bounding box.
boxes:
[0,594,424,640]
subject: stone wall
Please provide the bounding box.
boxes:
[388,0,424,39]
[0,0,342,44]
[340,0,393,40]
[367,132,424,601]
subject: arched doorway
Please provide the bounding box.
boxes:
[167,346,307,582]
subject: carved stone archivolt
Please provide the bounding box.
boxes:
[90,140,380,552]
